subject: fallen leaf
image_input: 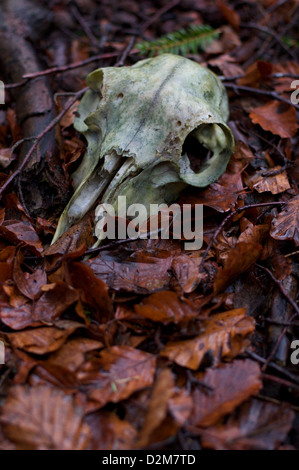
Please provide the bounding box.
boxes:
[0,220,43,255]
[137,368,175,447]
[134,291,197,324]
[77,346,156,408]
[249,101,298,138]
[216,0,240,30]
[88,248,173,293]
[32,281,79,322]
[201,398,295,450]
[190,359,262,427]
[6,321,84,355]
[160,309,255,369]
[1,385,91,450]
[47,337,103,372]
[270,196,299,246]
[214,242,263,294]
[13,250,47,300]
[69,262,113,322]
[171,253,204,293]
[86,411,137,450]
[245,167,290,194]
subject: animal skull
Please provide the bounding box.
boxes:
[52,53,234,244]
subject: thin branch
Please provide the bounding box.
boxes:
[240,23,297,60]
[224,82,299,110]
[256,264,299,317]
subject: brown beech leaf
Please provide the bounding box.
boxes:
[1,385,91,450]
[134,291,197,324]
[0,220,43,255]
[201,398,295,450]
[32,281,79,322]
[69,262,113,322]
[238,61,273,87]
[77,346,156,408]
[238,224,269,245]
[214,242,263,294]
[13,251,47,300]
[190,359,262,427]
[86,411,137,450]
[137,368,175,447]
[270,196,299,246]
[245,167,290,194]
[216,0,240,30]
[0,246,15,288]
[0,302,37,330]
[160,309,255,370]
[249,101,298,138]
[88,249,173,293]
[171,253,204,293]
[6,320,84,355]
[47,338,103,372]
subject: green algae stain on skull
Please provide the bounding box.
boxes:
[52,53,234,244]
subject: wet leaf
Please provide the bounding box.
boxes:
[190,359,262,427]
[1,385,91,450]
[77,346,156,409]
[6,321,84,355]
[0,220,43,255]
[134,290,197,324]
[13,251,47,300]
[214,242,263,294]
[201,398,295,450]
[32,281,79,322]
[86,411,137,450]
[245,167,290,194]
[69,262,113,322]
[137,368,175,447]
[88,248,173,293]
[160,309,255,369]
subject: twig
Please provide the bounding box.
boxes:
[224,83,299,110]
[199,202,284,272]
[246,349,299,385]
[240,23,297,60]
[256,264,299,317]
[70,3,99,48]
[22,52,120,80]
[262,373,299,392]
[0,87,88,199]
[114,36,136,67]
[141,0,181,32]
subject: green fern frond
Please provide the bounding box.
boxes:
[136,25,220,57]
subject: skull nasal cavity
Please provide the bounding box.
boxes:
[182,133,210,173]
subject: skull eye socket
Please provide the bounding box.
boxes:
[182,128,212,174]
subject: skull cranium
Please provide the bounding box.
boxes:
[52,53,234,244]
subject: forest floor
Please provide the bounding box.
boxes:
[0,0,298,450]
